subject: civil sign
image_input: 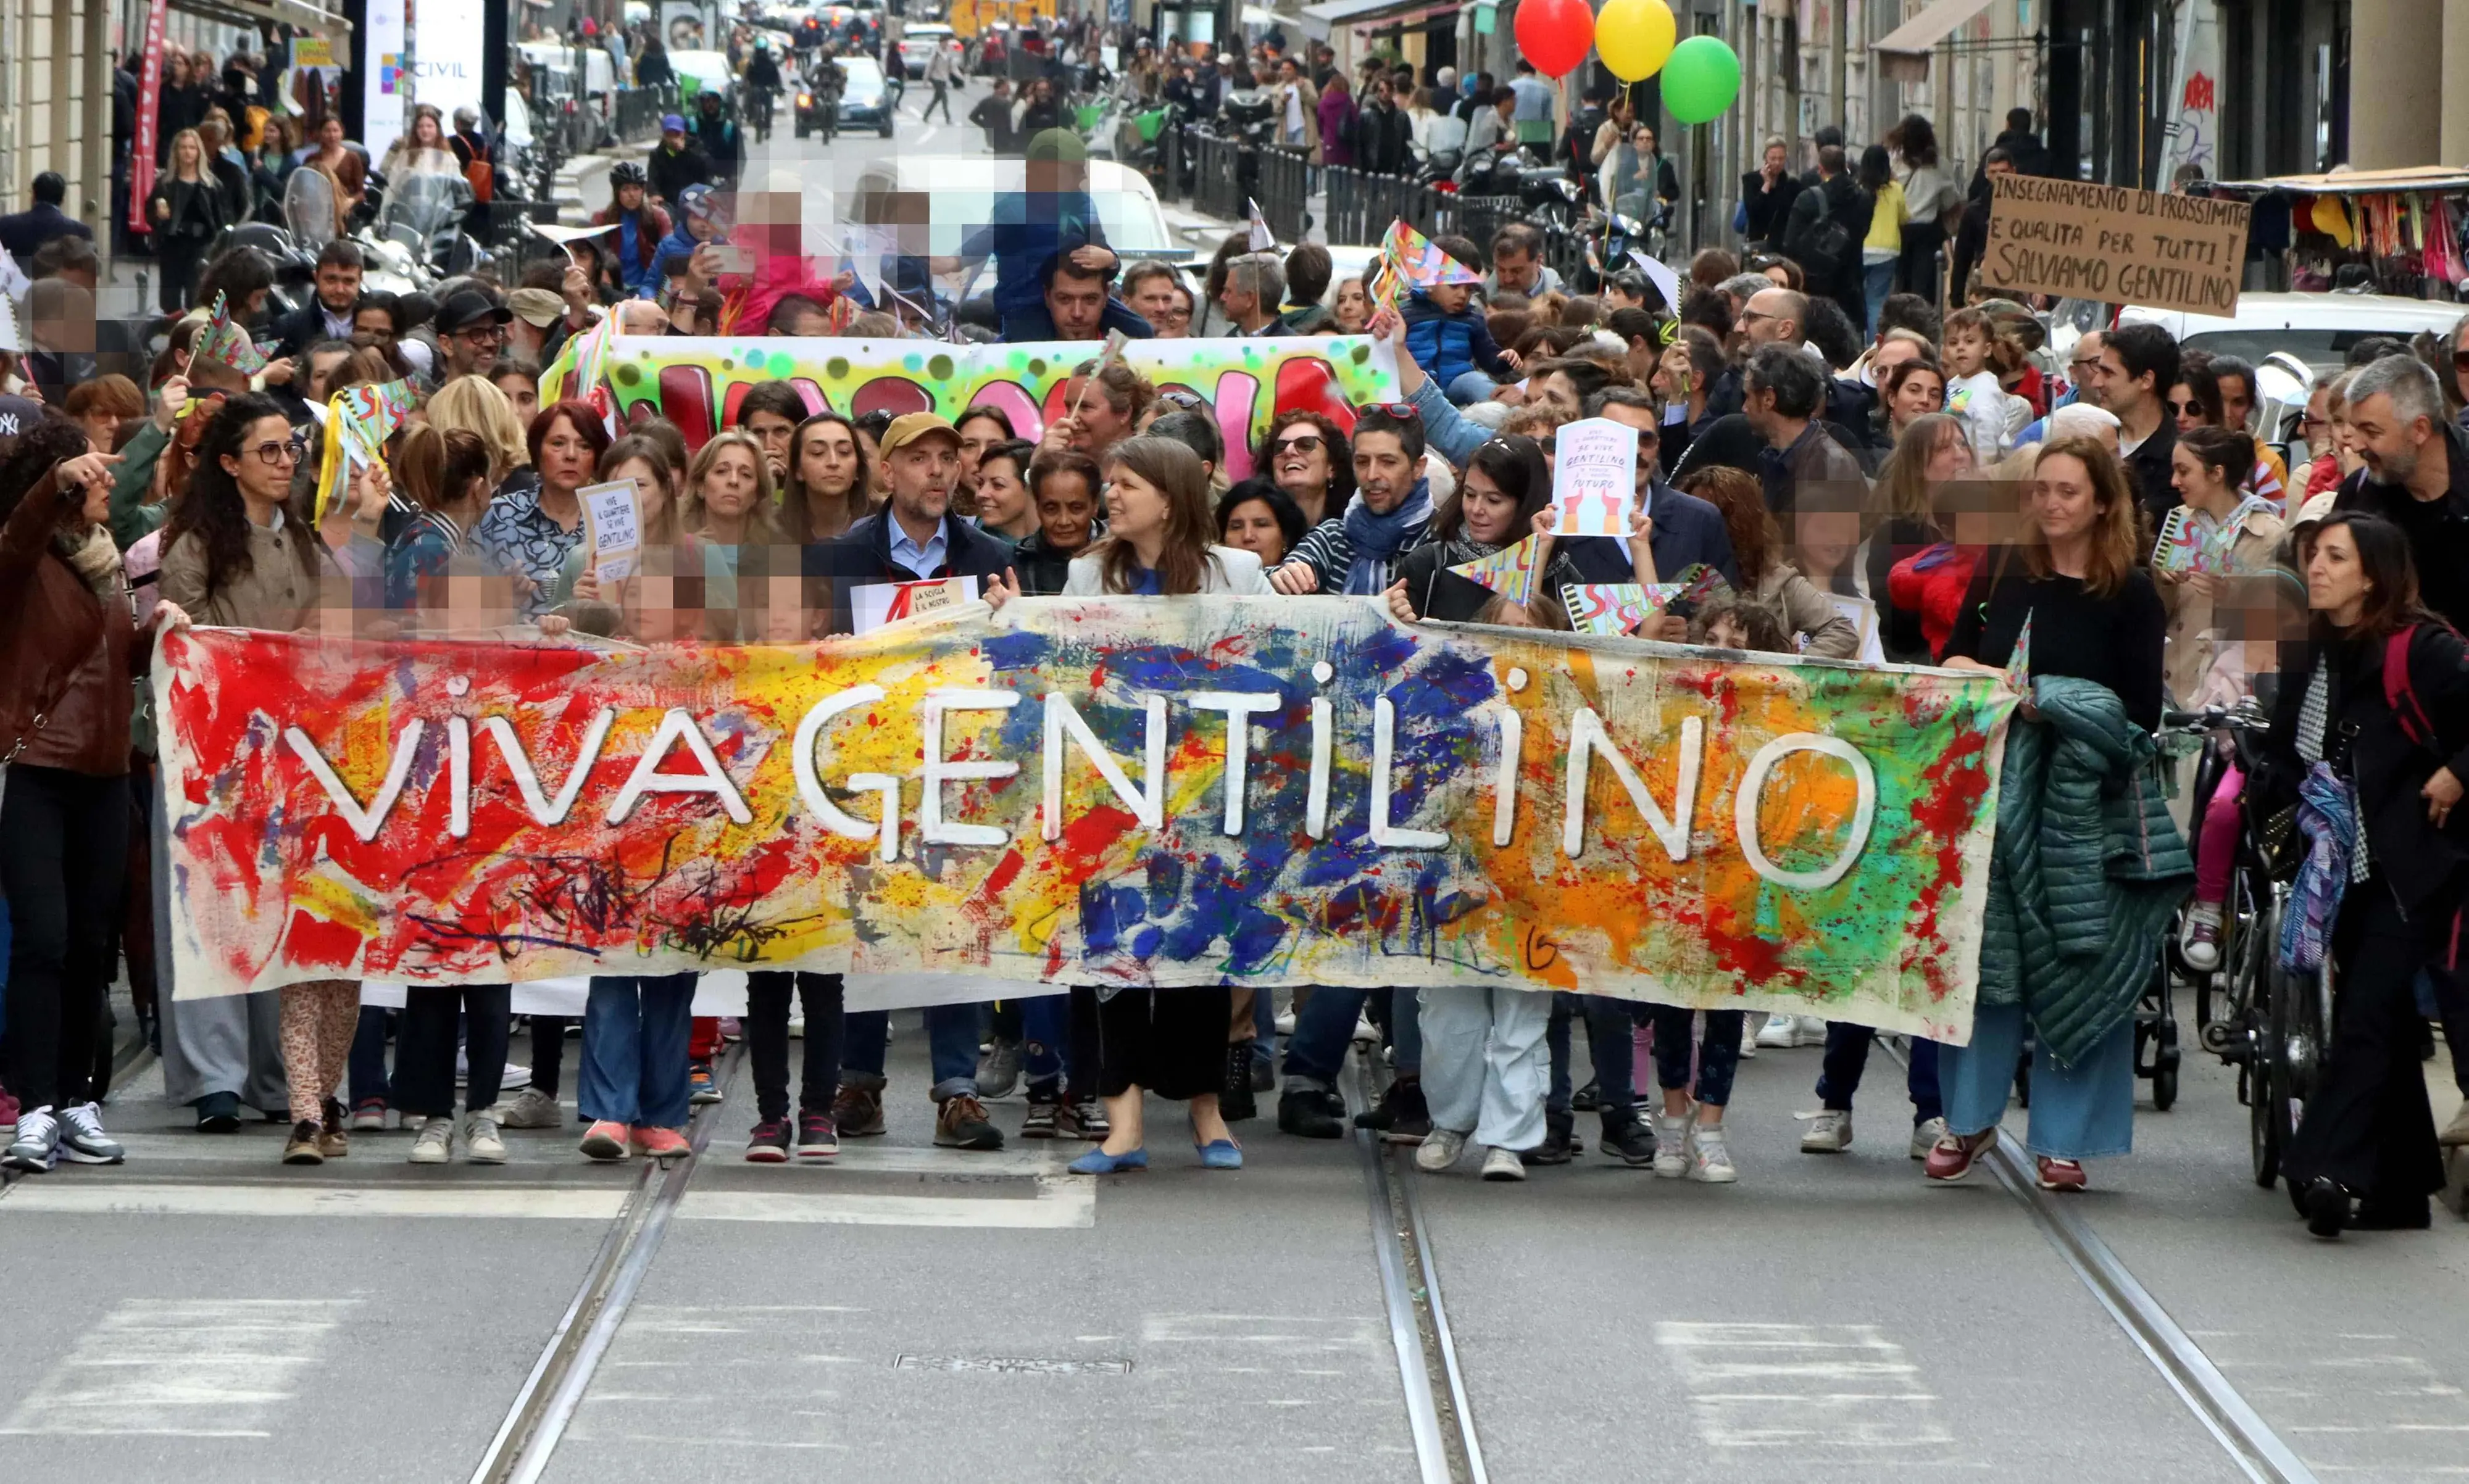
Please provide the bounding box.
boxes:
[1981,174,2250,316]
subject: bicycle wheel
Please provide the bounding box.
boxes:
[2240,881,2280,1186]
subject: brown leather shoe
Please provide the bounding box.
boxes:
[282,1120,326,1165]
[934,1093,1004,1150]
[2035,1156,2088,1192]
[1923,1127,1997,1182]
[831,1084,886,1137]
[318,1100,351,1159]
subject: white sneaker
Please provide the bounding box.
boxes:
[1799,1109,1852,1153]
[2179,902,2224,973]
[1756,1014,1826,1048]
[1687,1122,1738,1183]
[463,1111,507,1164]
[1480,1145,1526,1181]
[1274,1010,1297,1035]
[1909,1116,1951,1160]
[491,1087,564,1129]
[408,1116,453,1164]
[1415,1127,1468,1172]
[57,1103,125,1164]
[788,1016,806,1038]
[1653,1114,1688,1177]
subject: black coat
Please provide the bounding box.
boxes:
[1355,99,1412,176]
[147,175,225,243]
[2333,421,2469,634]
[1783,173,1873,317]
[2264,625,2469,918]
[1739,169,1803,247]
[807,508,1021,634]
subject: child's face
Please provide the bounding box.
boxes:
[1946,326,1989,376]
[1427,282,1471,314]
[1705,615,1750,650]
[1035,474,1097,551]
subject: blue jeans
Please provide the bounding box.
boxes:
[348,1007,392,1107]
[1816,1022,1942,1124]
[1941,1001,2134,1159]
[578,973,697,1129]
[1445,369,1501,406]
[1283,987,1422,1091]
[1651,1006,1743,1107]
[1022,990,1099,1100]
[1862,258,1896,338]
[839,1001,983,1101]
[1547,995,1639,1119]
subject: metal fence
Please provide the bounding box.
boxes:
[1150,124,1310,245]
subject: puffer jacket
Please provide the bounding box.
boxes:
[1401,292,1507,393]
[1976,674,2192,1066]
[0,466,146,776]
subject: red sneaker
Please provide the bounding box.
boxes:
[2036,1156,2088,1192]
[631,1125,692,1162]
[1923,1127,1998,1182]
[579,1119,629,1161]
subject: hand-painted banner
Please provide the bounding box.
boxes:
[154,600,2013,1038]
[543,334,1396,483]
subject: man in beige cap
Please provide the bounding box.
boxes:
[803,414,1021,1152]
[505,286,570,367]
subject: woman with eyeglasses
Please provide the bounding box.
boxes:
[1254,412,1352,531]
[160,392,395,1166]
[985,437,1269,1174]
[0,417,196,1174]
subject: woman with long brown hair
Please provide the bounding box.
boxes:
[777,410,870,546]
[2266,512,2468,1237]
[988,437,1266,1173]
[1929,437,2171,1195]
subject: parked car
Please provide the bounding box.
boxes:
[897,23,956,77]
[2099,292,2468,378]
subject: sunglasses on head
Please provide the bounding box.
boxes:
[1360,402,1420,421]
[1157,390,1204,410]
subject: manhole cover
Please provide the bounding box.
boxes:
[894,1355,1131,1375]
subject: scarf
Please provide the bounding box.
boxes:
[2281,761,2359,975]
[56,523,125,602]
[1338,479,1433,595]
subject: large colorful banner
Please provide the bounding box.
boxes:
[155,600,2013,1038]
[543,334,1397,483]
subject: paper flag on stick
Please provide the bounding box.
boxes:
[1562,582,1681,636]
[1247,198,1276,252]
[1380,219,1484,288]
[1447,534,1544,608]
[0,294,20,355]
[2005,608,2034,696]
[312,377,418,523]
[1627,249,1683,315]
[195,291,269,375]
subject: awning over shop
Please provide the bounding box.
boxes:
[2205,165,2469,197]
[1300,0,1455,40]
[170,0,354,40]
[1870,0,1997,82]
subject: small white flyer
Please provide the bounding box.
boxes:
[578,478,644,581]
[1550,417,1639,539]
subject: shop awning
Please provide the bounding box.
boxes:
[2205,165,2469,197]
[1871,0,1997,80]
[170,0,353,40]
[1300,0,1455,39]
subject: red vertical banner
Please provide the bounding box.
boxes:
[129,0,169,233]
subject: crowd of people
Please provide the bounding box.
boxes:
[7,93,2469,1241]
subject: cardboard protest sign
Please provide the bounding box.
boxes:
[851,576,981,633]
[547,334,1398,485]
[1981,174,2250,316]
[1551,418,1639,537]
[578,479,644,580]
[157,600,2015,1039]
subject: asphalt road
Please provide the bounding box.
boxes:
[3,980,2464,1483]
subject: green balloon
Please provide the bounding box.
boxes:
[1661,35,1741,124]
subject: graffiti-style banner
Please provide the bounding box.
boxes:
[155,600,2012,1038]
[544,334,1396,484]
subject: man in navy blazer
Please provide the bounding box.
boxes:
[805,411,1019,638]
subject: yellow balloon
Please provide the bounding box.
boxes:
[1594,0,1676,81]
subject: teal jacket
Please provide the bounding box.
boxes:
[1976,675,2192,1067]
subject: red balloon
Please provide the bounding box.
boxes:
[1514,0,1596,78]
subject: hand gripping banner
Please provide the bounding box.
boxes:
[154,599,2013,1039]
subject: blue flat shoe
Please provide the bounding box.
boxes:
[1068,1146,1147,1174]
[1196,1138,1243,1170]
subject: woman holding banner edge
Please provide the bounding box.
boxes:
[987,436,1269,1172]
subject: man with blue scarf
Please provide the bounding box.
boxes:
[1268,405,1433,595]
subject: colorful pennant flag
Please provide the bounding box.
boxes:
[1379,219,1484,289]
[1562,582,1681,636]
[312,377,417,523]
[1446,534,1544,608]
[194,291,268,375]
[2005,608,2034,697]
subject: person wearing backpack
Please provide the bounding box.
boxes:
[1781,143,1871,330]
[2263,511,2469,1239]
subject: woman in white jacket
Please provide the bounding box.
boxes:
[989,436,1265,1174]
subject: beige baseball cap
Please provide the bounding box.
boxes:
[877,411,962,458]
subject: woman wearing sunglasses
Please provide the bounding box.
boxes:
[1252,412,1352,531]
[160,391,395,1166]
